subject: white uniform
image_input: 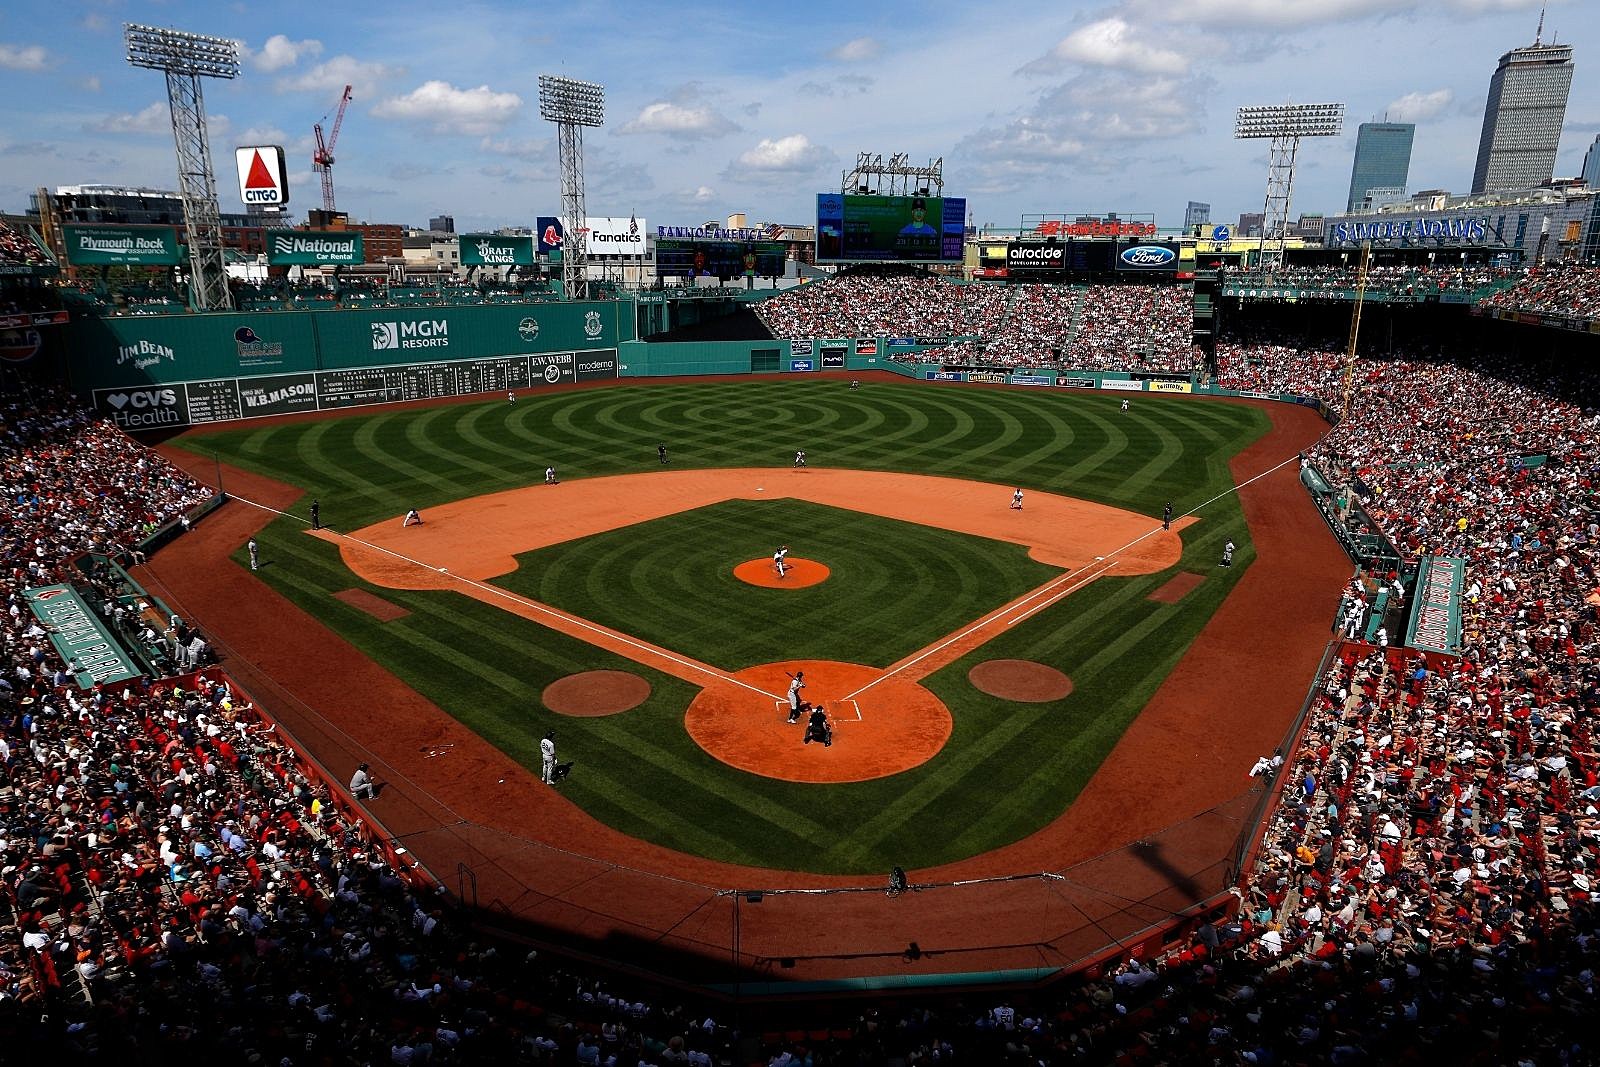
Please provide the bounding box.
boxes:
[540,735,556,783]
[793,450,806,467]
[247,538,259,570]
[1121,398,1130,412]
[1011,489,1023,510]
[786,675,805,721]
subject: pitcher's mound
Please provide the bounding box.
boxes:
[544,670,651,717]
[733,557,830,589]
[969,660,1074,702]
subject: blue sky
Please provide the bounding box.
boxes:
[0,0,1593,232]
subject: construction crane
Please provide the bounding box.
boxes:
[312,84,353,213]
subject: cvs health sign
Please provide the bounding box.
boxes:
[235,146,289,207]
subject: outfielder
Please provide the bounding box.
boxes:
[793,449,807,468]
[247,537,259,571]
[786,671,806,723]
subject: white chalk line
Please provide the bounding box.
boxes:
[223,492,778,700]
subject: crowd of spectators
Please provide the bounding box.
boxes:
[1479,265,1600,322]
[755,267,1008,342]
[1226,263,1519,300]
[6,300,1600,1060]
[1068,283,1194,370]
[0,221,50,269]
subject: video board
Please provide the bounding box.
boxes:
[815,193,965,263]
[654,239,787,278]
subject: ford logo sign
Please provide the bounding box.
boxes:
[1120,245,1176,267]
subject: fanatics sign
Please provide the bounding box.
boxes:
[235,146,289,207]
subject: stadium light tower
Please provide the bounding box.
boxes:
[125,23,240,311]
[539,75,604,301]
[1235,103,1344,270]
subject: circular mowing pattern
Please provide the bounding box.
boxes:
[543,670,652,717]
[732,557,831,589]
[968,659,1074,703]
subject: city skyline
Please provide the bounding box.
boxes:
[1347,122,1415,214]
[0,0,1594,233]
[1471,32,1575,194]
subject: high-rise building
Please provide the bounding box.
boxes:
[1470,21,1575,194]
[1346,123,1414,212]
[428,214,454,234]
[1237,212,1264,239]
[1582,134,1600,189]
[1184,201,1211,228]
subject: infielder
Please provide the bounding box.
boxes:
[540,731,557,784]
[402,508,423,527]
[1011,488,1024,510]
[786,671,806,723]
[544,466,559,485]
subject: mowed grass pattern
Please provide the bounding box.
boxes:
[496,499,1062,670]
[184,379,1269,873]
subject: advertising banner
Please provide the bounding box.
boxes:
[790,359,814,372]
[967,371,1008,384]
[236,372,321,416]
[1102,379,1144,391]
[235,145,289,207]
[1116,242,1180,271]
[1057,376,1097,389]
[63,225,182,266]
[927,371,963,381]
[815,193,966,263]
[1010,374,1051,386]
[536,217,565,255]
[1006,243,1067,270]
[266,230,363,265]
[583,216,647,257]
[1148,380,1193,393]
[886,337,916,348]
[575,351,618,382]
[821,351,846,368]
[791,339,813,356]
[461,234,535,267]
[1405,555,1464,656]
[528,351,576,386]
[24,584,144,687]
[855,338,878,356]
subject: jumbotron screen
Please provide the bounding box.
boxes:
[815,193,966,263]
[654,239,787,278]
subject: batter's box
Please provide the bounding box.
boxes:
[772,698,863,724]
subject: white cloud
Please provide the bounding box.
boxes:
[237,126,291,147]
[251,34,323,72]
[0,44,49,71]
[1025,18,1187,75]
[1131,0,1554,27]
[80,76,101,93]
[828,37,880,62]
[688,185,715,202]
[276,56,402,95]
[1386,88,1455,121]
[374,81,522,133]
[732,133,832,173]
[620,101,738,139]
[478,135,549,160]
[86,102,171,135]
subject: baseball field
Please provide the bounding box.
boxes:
[163,376,1273,877]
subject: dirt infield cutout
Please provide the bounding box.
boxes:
[732,557,831,589]
[543,670,652,717]
[968,659,1074,702]
[1149,571,1206,604]
[332,588,411,621]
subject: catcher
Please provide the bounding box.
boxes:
[802,703,832,747]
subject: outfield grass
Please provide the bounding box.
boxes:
[184,380,1270,873]
[496,498,1062,669]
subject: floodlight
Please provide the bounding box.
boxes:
[539,74,606,300]
[1235,102,1345,269]
[124,23,239,310]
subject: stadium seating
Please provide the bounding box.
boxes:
[3,301,1599,1060]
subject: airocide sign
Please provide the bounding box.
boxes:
[235,145,289,207]
[267,230,363,265]
[1006,243,1066,269]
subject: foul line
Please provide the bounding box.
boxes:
[217,492,779,701]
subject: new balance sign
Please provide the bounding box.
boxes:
[266,230,363,265]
